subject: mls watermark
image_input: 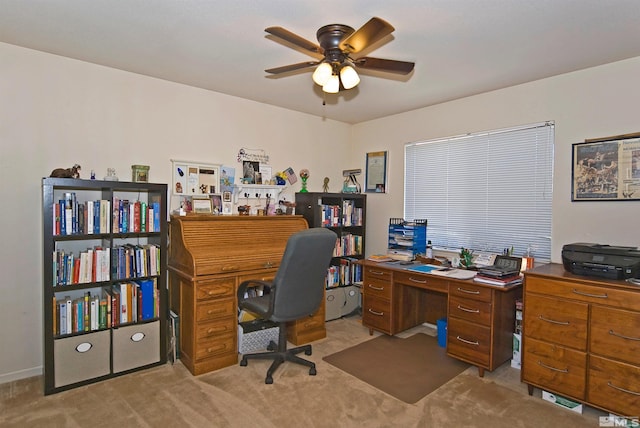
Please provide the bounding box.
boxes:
[599,415,640,427]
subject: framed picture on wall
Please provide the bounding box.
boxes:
[572,132,640,201]
[365,151,387,193]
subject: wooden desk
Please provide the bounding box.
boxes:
[361,260,522,376]
[167,215,326,376]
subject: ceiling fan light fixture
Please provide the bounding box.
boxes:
[312,62,333,86]
[322,74,340,93]
[340,64,360,90]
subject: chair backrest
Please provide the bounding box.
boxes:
[269,228,337,322]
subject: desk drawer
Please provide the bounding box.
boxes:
[590,305,640,365]
[362,278,392,300]
[449,282,493,303]
[364,266,393,282]
[196,278,235,301]
[526,276,640,311]
[524,294,588,351]
[522,336,586,400]
[394,271,448,293]
[362,295,392,333]
[195,331,236,361]
[196,318,236,340]
[447,317,491,367]
[196,298,236,322]
[588,355,640,417]
[449,295,492,326]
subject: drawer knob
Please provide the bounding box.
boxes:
[536,360,568,373]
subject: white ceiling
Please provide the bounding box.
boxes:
[2,1,640,124]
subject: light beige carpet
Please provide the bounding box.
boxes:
[323,333,469,403]
[1,317,606,427]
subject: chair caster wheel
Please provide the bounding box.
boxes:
[265,376,273,384]
[309,367,317,376]
[267,342,276,351]
[240,359,248,367]
[305,349,312,356]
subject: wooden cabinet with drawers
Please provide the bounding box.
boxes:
[168,215,315,375]
[523,263,640,416]
[447,281,521,377]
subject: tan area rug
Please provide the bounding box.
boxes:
[323,333,469,404]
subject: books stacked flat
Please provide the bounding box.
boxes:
[473,272,523,286]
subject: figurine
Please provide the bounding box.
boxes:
[50,164,81,179]
[323,177,330,193]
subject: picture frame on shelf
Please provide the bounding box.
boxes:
[192,197,213,214]
[571,132,640,201]
[365,151,387,193]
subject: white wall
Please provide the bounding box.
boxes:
[352,57,640,261]
[2,40,640,384]
[0,42,351,383]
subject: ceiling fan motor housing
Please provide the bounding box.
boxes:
[317,24,354,64]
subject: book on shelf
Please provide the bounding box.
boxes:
[473,273,523,287]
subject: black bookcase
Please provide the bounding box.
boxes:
[295,192,366,320]
[42,178,167,394]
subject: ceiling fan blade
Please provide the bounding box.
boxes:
[339,17,395,54]
[265,26,323,56]
[354,57,415,74]
[265,61,320,74]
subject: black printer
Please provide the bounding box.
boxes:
[562,243,640,280]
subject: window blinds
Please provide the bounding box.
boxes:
[404,122,554,261]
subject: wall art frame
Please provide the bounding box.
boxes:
[572,132,640,201]
[365,151,387,193]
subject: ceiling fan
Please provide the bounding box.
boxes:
[265,17,415,93]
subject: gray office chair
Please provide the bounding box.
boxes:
[237,227,337,384]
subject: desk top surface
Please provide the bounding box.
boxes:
[361,259,522,291]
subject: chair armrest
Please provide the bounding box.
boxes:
[237,279,273,302]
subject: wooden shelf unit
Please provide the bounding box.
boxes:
[42,178,168,395]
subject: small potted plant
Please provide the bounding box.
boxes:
[460,248,474,268]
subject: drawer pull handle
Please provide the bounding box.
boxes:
[538,315,570,325]
[368,285,384,291]
[457,305,480,314]
[572,288,607,299]
[609,329,640,341]
[221,266,238,271]
[206,326,227,335]
[75,342,92,353]
[370,270,386,276]
[455,336,479,346]
[264,261,273,268]
[409,277,427,284]
[368,308,384,316]
[537,360,568,373]
[457,287,480,295]
[207,309,224,315]
[607,381,640,396]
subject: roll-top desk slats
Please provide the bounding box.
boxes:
[168,215,320,375]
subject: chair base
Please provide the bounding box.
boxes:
[239,323,316,384]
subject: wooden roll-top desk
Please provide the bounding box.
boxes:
[168,215,327,375]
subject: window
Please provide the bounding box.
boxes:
[404,122,554,261]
